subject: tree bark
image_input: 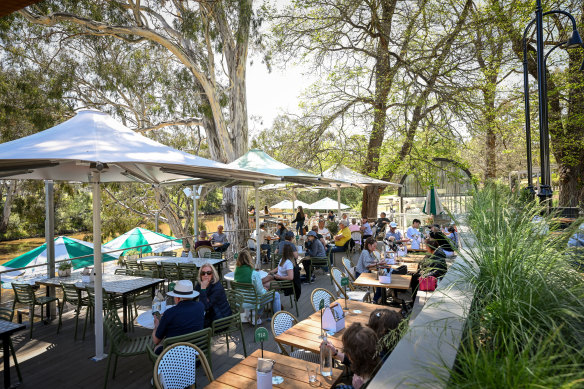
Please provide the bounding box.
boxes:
[0,181,18,236]
[153,187,192,250]
[362,185,384,219]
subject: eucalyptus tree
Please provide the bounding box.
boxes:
[270,0,474,218]
[16,0,262,246]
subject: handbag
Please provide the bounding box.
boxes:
[393,265,408,275]
[419,275,437,291]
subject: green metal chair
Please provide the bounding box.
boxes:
[141,262,160,278]
[0,307,22,381]
[103,309,151,389]
[231,281,275,330]
[211,289,247,357]
[178,263,198,283]
[308,246,333,285]
[131,269,154,278]
[85,286,130,337]
[203,251,222,260]
[160,251,177,257]
[114,268,130,275]
[147,327,213,369]
[11,283,61,339]
[161,263,180,284]
[60,282,90,340]
[124,258,141,270]
[269,279,299,317]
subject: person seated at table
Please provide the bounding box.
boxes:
[429,224,454,256]
[194,262,231,328]
[406,219,421,241]
[302,230,326,282]
[360,218,373,243]
[262,244,296,288]
[410,238,448,300]
[234,249,281,325]
[152,280,204,354]
[252,223,273,263]
[318,219,331,241]
[384,222,409,244]
[374,212,390,231]
[327,210,336,221]
[355,237,382,303]
[446,226,459,250]
[194,230,213,250]
[276,231,299,260]
[275,222,288,242]
[331,220,352,253]
[211,225,230,252]
[368,308,403,359]
[308,225,327,248]
[324,323,380,389]
[340,213,350,228]
[349,218,361,233]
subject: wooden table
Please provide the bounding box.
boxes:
[275,299,399,355]
[0,320,25,388]
[353,272,412,305]
[206,349,342,388]
[35,273,164,332]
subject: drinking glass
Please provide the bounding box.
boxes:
[306,365,318,385]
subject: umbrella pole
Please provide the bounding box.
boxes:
[193,185,199,238]
[255,184,261,269]
[45,180,56,316]
[337,185,341,220]
[92,172,106,361]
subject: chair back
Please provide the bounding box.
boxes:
[160,251,177,257]
[154,343,213,389]
[141,262,160,277]
[103,309,128,351]
[12,283,35,305]
[114,268,130,275]
[178,263,198,281]
[161,263,180,281]
[132,269,154,278]
[247,238,256,250]
[162,328,212,368]
[331,267,346,297]
[326,245,334,264]
[342,257,356,281]
[0,307,14,322]
[231,281,258,304]
[203,251,222,259]
[225,289,244,313]
[310,288,334,312]
[351,231,362,241]
[125,258,141,270]
[61,282,81,304]
[195,246,212,258]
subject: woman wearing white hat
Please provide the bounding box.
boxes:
[152,280,205,353]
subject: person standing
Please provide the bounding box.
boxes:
[291,206,306,236]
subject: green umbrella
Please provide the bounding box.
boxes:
[423,186,445,215]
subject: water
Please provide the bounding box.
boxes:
[320,335,333,377]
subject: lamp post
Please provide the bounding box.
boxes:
[522,2,583,205]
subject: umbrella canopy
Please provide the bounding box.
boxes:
[307,197,350,210]
[270,199,311,209]
[423,187,445,215]
[103,227,182,256]
[0,110,276,184]
[321,164,402,188]
[0,236,118,282]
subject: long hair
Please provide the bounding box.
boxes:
[281,244,296,266]
[364,236,377,253]
[236,249,254,268]
[197,262,219,285]
[298,206,304,218]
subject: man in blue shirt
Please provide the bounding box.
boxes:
[211,225,230,252]
[152,280,204,353]
[302,230,326,283]
[276,231,299,260]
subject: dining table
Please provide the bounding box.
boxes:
[274,299,399,355]
[34,273,164,332]
[353,272,412,305]
[0,320,25,388]
[205,349,342,388]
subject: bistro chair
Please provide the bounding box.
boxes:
[331,267,370,302]
[178,263,198,283]
[141,262,161,278]
[147,328,212,369]
[85,286,130,336]
[11,283,61,339]
[60,282,90,340]
[269,279,299,317]
[308,245,334,285]
[153,343,214,389]
[125,258,141,270]
[161,263,180,286]
[132,269,154,278]
[0,307,22,382]
[231,281,275,329]
[203,251,222,260]
[310,288,335,313]
[103,309,151,389]
[342,256,356,282]
[211,289,247,357]
[271,310,318,363]
[351,231,363,253]
[195,246,212,258]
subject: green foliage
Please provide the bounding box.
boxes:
[326,221,339,236]
[58,261,72,270]
[448,185,584,387]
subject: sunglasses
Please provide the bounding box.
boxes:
[200,271,213,276]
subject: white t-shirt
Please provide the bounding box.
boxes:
[252,229,268,245]
[318,227,331,239]
[277,259,294,278]
[406,226,420,240]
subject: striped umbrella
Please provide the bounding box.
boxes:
[102,227,182,256]
[0,236,118,283]
[423,186,445,215]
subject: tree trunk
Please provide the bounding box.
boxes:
[221,186,248,252]
[362,185,384,219]
[0,181,18,236]
[153,187,192,250]
[484,82,497,180]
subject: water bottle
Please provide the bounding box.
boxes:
[320,334,333,377]
[152,292,162,314]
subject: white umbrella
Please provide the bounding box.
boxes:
[271,199,310,209]
[307,197,350,210]
[0,110,276,360]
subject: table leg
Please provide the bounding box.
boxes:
[381,288,388,305]
[3,335,11,388]
[122,295,128,332]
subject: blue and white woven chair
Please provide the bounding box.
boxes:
[342,257,356,281]
[310,288,335,312]
[271,311,319,362]
[331,267,370,302]
[154,342,214,389]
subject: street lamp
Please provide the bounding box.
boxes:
[522,2,583,204]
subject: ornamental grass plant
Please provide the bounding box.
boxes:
[448,185,584,388]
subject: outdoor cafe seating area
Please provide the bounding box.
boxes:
[0,225,433,389]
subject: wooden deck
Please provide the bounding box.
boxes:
[0,255,365,389]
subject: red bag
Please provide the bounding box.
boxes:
[419,276,437,291]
